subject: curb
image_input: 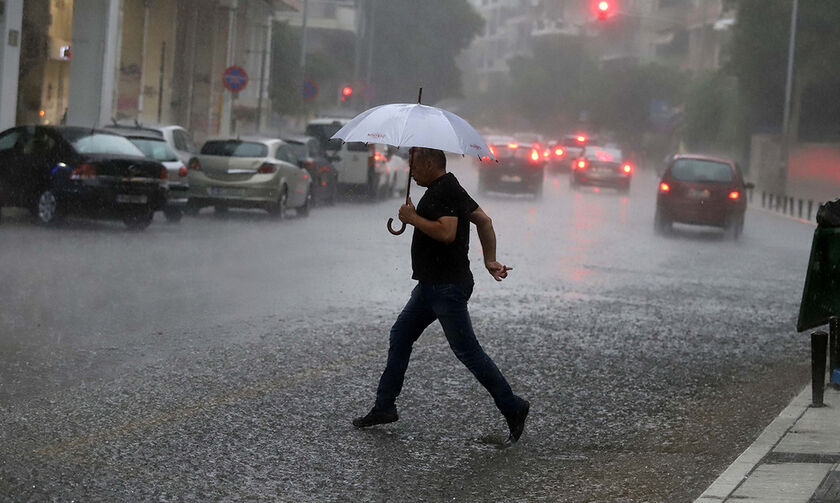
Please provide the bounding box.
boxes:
[694,385,811,502]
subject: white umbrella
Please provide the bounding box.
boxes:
[330,89,493,236]
[330,103,494,161]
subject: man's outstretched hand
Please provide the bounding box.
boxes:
[486,261,513,282]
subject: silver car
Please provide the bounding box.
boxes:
[186,137,312,218]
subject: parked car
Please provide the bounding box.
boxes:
[569,145,633,192]
[186,137,312,218]
[654,154,753,239]
[282,134,339,206]
[477,136,545,197]
[111,129,188,221]
[305,117,395,200]
[0,125,167,230]
[104,122,199,166]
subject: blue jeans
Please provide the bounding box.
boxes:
[375,282,521,417]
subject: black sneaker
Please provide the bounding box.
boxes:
[352,406,399,428]
[505,399,530,443]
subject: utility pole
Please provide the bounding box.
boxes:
[778,0,798,194]
[364,0,376,108]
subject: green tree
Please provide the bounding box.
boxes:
[507,35,598,134]
[727,0,840,141]
[367,0,483,105]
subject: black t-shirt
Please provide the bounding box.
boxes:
[411,172,479,284]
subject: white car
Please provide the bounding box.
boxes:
[186,137,312,218]
[305,117,395,200]
[104,123,199,166]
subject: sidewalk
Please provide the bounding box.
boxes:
[696,383,840,502]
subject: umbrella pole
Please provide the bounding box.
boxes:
[386,87,422,236]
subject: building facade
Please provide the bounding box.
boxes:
[0,0,299,144]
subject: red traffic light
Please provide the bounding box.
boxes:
[342,86,353,97]
[597,0,610,19]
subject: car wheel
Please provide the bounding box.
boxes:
[33,189,62,225]
[367,169,380,201]
[124,208,154,231]
[163,207,183,222]
[298,187,312,217]
[184,202,200,216]
[268,186,288,219]
[726,214,744,240]
[328,179,338,206]
[654,206,672,235]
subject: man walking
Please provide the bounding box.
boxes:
[352,147,530,443]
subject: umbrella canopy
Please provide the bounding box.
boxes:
[330,103,495,160]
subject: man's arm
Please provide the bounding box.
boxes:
[399,198,457,243]
[469,207,512,281]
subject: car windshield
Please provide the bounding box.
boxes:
[584,147,622,162]
[491,143,534,161]
[284,141,308,159]
[128,138,179,162]
[64,132,145,156]
[671,159,734,183]
[201,141,268,158]
[305,123,344,151]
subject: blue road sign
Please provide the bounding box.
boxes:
[302,79,318,101]
[223,66,249,93]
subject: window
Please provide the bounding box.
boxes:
[201,141,268,158]
[0,130,21,152]
[275,144,299,165]
[172,131,187,151]
[129,138,179,162]
[671,159,734,183]
[62,131,144,157]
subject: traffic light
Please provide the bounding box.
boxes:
[596,0,611,20]
[340,86,353,102]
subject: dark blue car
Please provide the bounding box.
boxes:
[0,125,168,230]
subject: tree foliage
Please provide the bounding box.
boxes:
[367,0,483,105]
[727,0,840,140]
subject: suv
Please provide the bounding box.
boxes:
[104,122,199,166]
[305,117,395,200]
[478,136,545,197]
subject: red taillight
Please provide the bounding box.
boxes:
[373,152,386,162]
[488,145,496,157]
[530,149,540,162]
[70,163,97,180]
[575,159,586,170]
[178,166,188,178]
[659,182,670,193]
[257,163,276,174]
[729,191,740,200]
[543,150,550,159]
[507,143,519,150]
[622,164,632,174]
[188,159,202,171]
[554,147,565,158]
[576,135,586,143]
[160,166,168,180]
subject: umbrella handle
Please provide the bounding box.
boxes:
[386,162,413,236]
[387,218,406,235]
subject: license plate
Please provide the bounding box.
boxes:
[688,188,711,199]
[501,175,522,183]
[116,194,147,204]
[209,187,244,197]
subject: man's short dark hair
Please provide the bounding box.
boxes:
[413,147,446,170]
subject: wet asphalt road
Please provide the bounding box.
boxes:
[0,159,815,501]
